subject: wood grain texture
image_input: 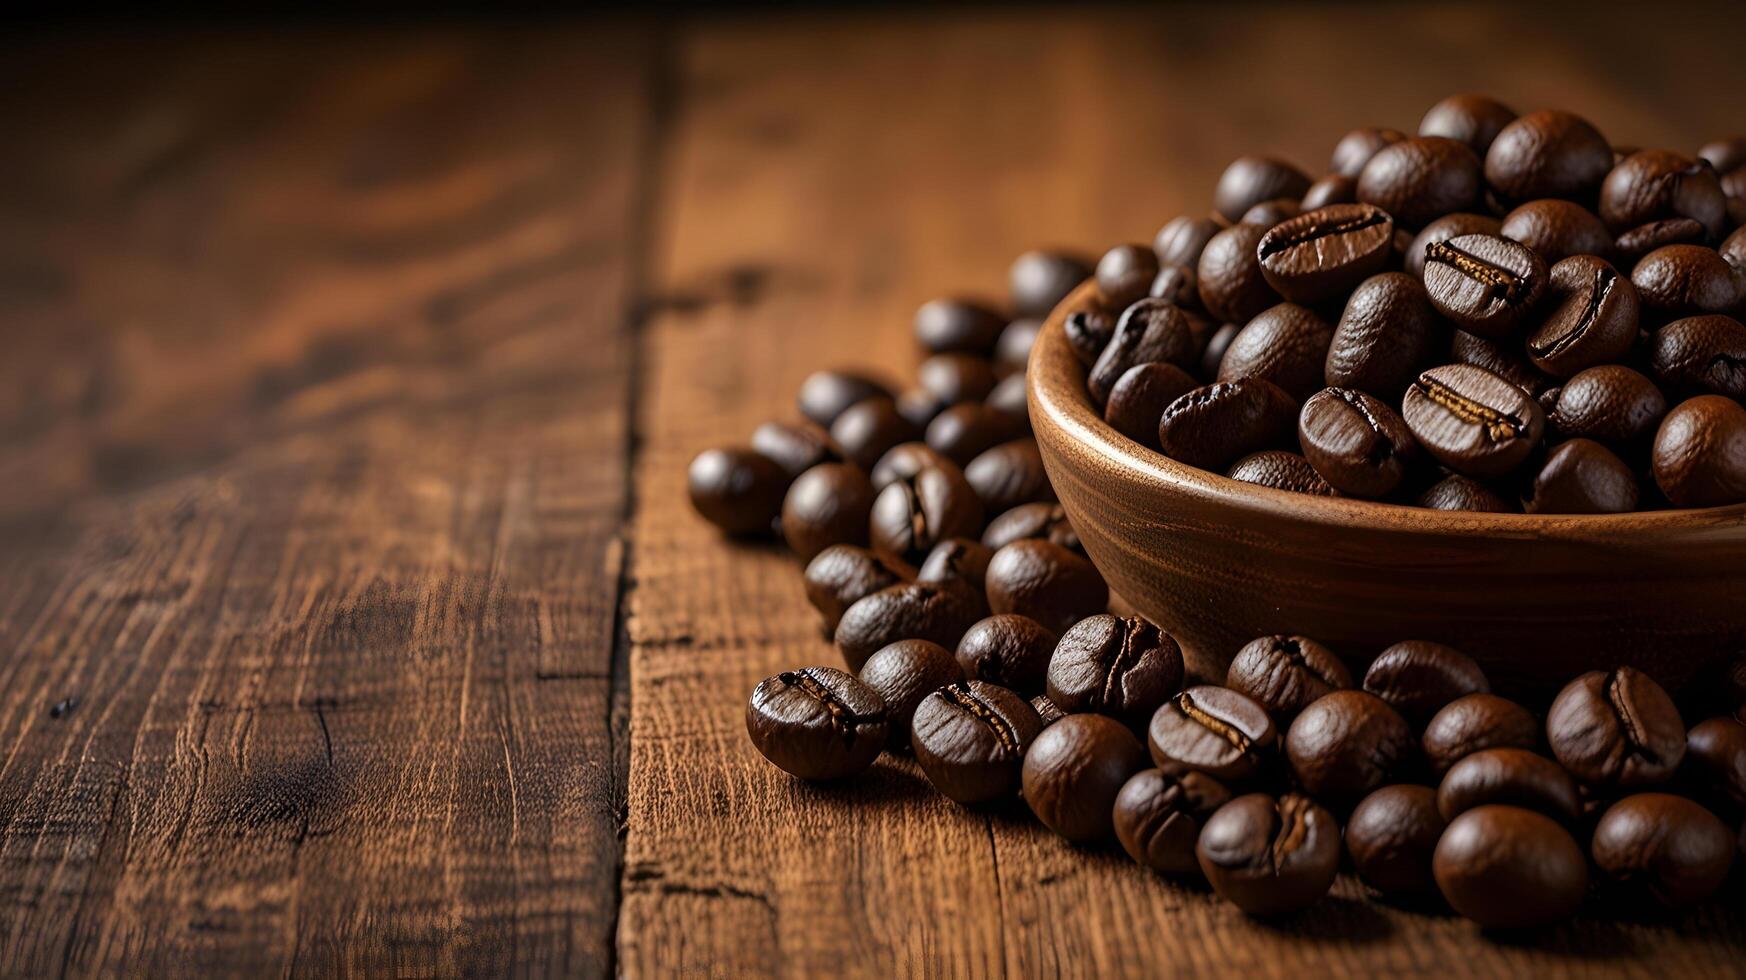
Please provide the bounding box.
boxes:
[622,5,1746,978]
[0,28,650,976]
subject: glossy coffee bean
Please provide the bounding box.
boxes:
[1146,263,1199,307]
[1031,693,1066,728]
[912,680,1043,804]
[803,544,913,635]
[1433,805,1588,928]
[1547,666,1685,789]
[1064,308,1116,368]
[1403,364,1546,477]
[1418,94,1515,156]
[1155,215,1223,270]
[914,298,1005,356]
[1022,713,1149,842]
[1345,784,1446,898]
[1010,249,1093,318]
[688,447,788,536]
[746,667,888,780]
[1543,365,1667,458]
[925,403,1025,467]
[781,462,875,560]
[1591,793,1734,907]
[984,539,1108,635]
[896,385,948,429]
[830,397,921,471]
[1415,473,1514,512]
[1148,685,1277,782]
[1526,255,1638,377]
[1600,149,1727,238]
[1286,691,1414,808]
[1213,157,1312,224]
[1498,198,1615,264]
[1361,640,1488,728]
[1199,322,1241,382]
[1256,203,1394,303]
[1484,109,1613,204]
[1422,233,1547,337]
[1652,395,1746,507]
[1650,315,1746,399]
[1088,299,1201,407]
[1331,126,1406,178]
[1114,768,1232,873]
[1684,715,1746,808]
[916,537,994,596]
[1218,303,1335,402]
[1422,693,1540,774]
[985,372,1030,430]
[1404,213,1501,278]
[1525,438,1638,514]
[1326,272,1444,401]
[1196,792,1340,916]
[751,420,839,479]
[869,441,951,490]
[1616,218,1709,261]
[797,369,893,427]
[1437,748,1581,823]
[1298,387,1418,498]
[858,640,963,750]
[1632,244,1744,321]
[1699,137,1746,175]
[981,502,1081,553]
[1300,174,1358,210]
[1226,451,1337,495]
[1096,243,1161,311]
[1047,614,1185,723]
[1105,362,1199,449]
[916,353,999,409]
[955,614,1057,693]
[1450,328,1554,396]
[834,580,984,672]
[1357,136,1484,229]
[964,439,1053,515]
[1157,379,1298,472]
[869,463,982,562]
[1724,225,1746,270]
[1224,634,1351,724]
[1197,223,1282,325]
[1240,198,1301,228]
[994,318,1042,377]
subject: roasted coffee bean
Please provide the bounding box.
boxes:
[1155,215,1223,270]
[1158,379,1298,472]
[1449,333,1550,401]
[1525,438,1639,514]
[1600,149,1728,238]
[914,298,1005,356]
[925,403,1025,467]
[803,544,913,635]
[981,502,1081,553]
[830,397,922,471]
[916,353,999,409]
[1403,364,1547,477]
[1147,685,1277,782]
[1546,666,1685,790]
[1300,174,1358,210]
[1725,218,1746,268]
[1650,315,1746,399]
[1010,249,1093,318]
[1684,716,1746,809]
[1096,243,1161,310]
[1224,635,1351,724]
[1699,137,1746,175]
[1484,109,1613,205]
[1331,126,1406,178]
[1196,792,1340,915]
[1591,793,1734,907]
[1241,198,1301,228]
[1197,223,1282,325]
[895,386,946,429]
[688,447,788,536]
[1437,748,1582,823]
[1345,784,1446,898]
[1423,693,1540,774]
[1362,640,1489,728]
[746,667,888,780]
[1433,805,1588,928]
[1404,213,1501,278]
[1357,136,1484,229]
[1723,170,1746,230]
[1542,364,1668,454]
[1226,451,1337,495]
[1422,233,1548,336]
[1047,614,1185,723]
[1218,303,1335,402]
[835,580,984,671]
[1064,308,1116,368]
[912,680,1044,804]
[1298,387,1418,498]
[1022,713,1149,842]
[1326,272,1444,400]
[797,369,894,427]
[1632,244,1745,321]
[1418,94,1516,156]
[1652,395,1746,507]
[1256,204,1394,304]
[1286,691,1414,808]
[858,640,963,750]
[1498,198,1616,264]
[964,439,1054,515]
[1416,473,1515,512]
[984,539,1108,635]
[869,463,982,562]
[1214,157,1313,224]
[751,420,839,479]
[781,462,875,560]
[916,537,995,594]
[994,318,1042,377]
[1616,218,1709,261]
[1200,323,1241,382]
[1088,299,1201,407]
[869,441,951,489]
[1114,768,1232,873]
[1105,362,1199,449]
[1524,255,1639,377]
[1147,263,1199,306]
[955,614,1057,693]
[985,373,1030,430]
[1032,693,1066,728]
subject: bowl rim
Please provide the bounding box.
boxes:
[1027,280,1746,538]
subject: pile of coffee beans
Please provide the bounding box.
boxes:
[1069,95,1746,511]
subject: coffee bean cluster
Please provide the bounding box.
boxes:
[1075,95,1746,511]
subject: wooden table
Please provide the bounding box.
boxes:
[3,7,1744,976]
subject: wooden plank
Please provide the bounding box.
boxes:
[621,5,1746,977]
[0,28,651,976]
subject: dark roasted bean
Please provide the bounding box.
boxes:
[1358,136,1485,229]
[1147,685,1277,781]
[983,539,1108,635]
[1197,223,1282,325]
[1650,315,1746,400]
[1525,255,1638,377]
[1010,250,1093,318]
[1433,805,1588,927]
[1157,379,1298,472]
[1403,364,1547,477]
[830,397,922,471]
[912,680,1044,803]
[1484,109,1613,205]
[914,298,1006,356]
[1546,666,1685,790]
[1114,768,1232,873]
[964,439,1055,515]
[1600,149,1728,238]
[1022,713,1149,842]
[1224,634,1351,725]
[1256,204,1395,303]
[1652,395,1746,507]
[1105,362,1199,449]
[1064,308,1116,368]
[1415,473,1515,512]
[1332,126,1406,178]
[781,462,875,560]
[925,402,1025,467]
[1437,748,1582,823]
[1345,784,1446,898]
[981,502,1082,553]
[915,537,995,594]
[747,667,888,780]
[1197,792,1340,915]
[1542,364,1668,455]
[797,369,894,427]
[1155,215,1223,270]
[1214,157,1312,224]
[1218,303,1336,402]
[1301,173,1358,210]
[1632,244,1745,322]
[1326,272,1445,401]
[994,318,1042,377]
[955,614,1057,693]
[1286,691,1415,808]
[1418,94,1516,156]
[1684,715,1746,809]
[1499,198,1615,265]
[1298,387,1418,499]
[835,580,985,672]
[1422,693,1540,774]
[1088,299,1201,407]
[1404,213,1501,278]
[869,463,983,562]
[1226,451,1337,495]
[1096,243,1162,311]
[751,420,839,479]
[1525,438,1639,514]
[689,447,788,536]
[803,544,913,635]
[858,640,963,750]
[1362,640,1489,728]
[1047,614,1185,724]
[1422,233,1548,336]
[1591,793,1734,907]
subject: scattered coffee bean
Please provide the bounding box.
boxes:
[803,544,913,634]
[1064,308,1116,368]
[1146,262,1199,306]
[1542,364,1668,454]
[1418,94,1515,156]
[1525,437,1639,514]
[1196,792,1340,915]
[1591,793,1734,907]
[916,352,999,409]
[1114,767,1232,874]
[1433,804,1589,928]
[797,369,893,427]
[1600,149,1727,238]
[994,318,1042,377]
[689,447,788,536]
[1616,217,1709,261]
[964,439,1055,515]
[869,463,982,562]
[1332,126,1406,178]
[1404,213,1501,278]
[911,679,1044,804]
[1499,198,1615,265]
[781,462,875,559]
[1046,614,1184,723]
[1358,136,1484,229]
[1105,362,1199,449]
[1422,693,1540,774]
[1632,244,1745,322]
[1155,215,1222,270]
[1526,255,1638,377]
[896,385,947,429]
[1325,272,1444,401]
[869,441,952,489]
[747,666,889,780]
[858,640,963,750]
[1257,204,1394,303]
[1361,640,1489,728]
[1286,691,1414,808]
[1546,666,1685,790]
[1402,363,1546,478]
[1345,784,1446,898]
[983,539,1108,635]
[984,372,1030,429]
[1415,473,1514,512]
[1650,314,1746,400]
[925,402,1025,467]
[981,502,1082,553]
[1300,174,1358,210]
[830,397,921,471]
[835,580,984,671]
[914,298,1005,356]
[1652,395,1746,507]
[1157,379,1298,472]
[751,420,839,479]
[1022,713,1149,842]
[1197,223,1282,325]
[1147,685,1277,782]
[1010,250,1092,318]
[1213,157,1312,224]
[1422,233,1547,336]
[1684,715,1746,809]
[1437,747,1582,823]
[1241,198,1301,228]
[915,537,995,594]
[1224,635,1351,724]
[1226,451,1337,495]
[955,614,1057,693]
[1218,303,1336,401]
[1484,109,1613,205]
[1298,387,1418,498]
[1096,243,1161,310]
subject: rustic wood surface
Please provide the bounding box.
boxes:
[3,5,1746,977]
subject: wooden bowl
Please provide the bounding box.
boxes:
[1029,282,1746,693]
